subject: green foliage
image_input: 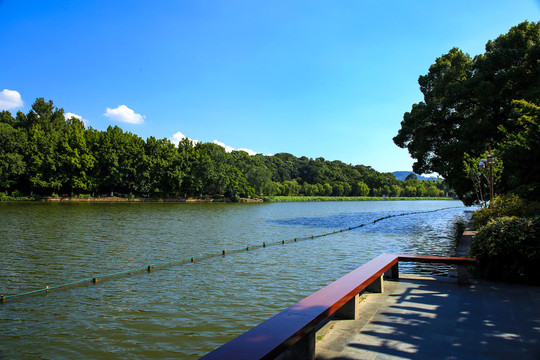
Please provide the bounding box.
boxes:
[463,151,504,207]
[355,181,370,196]
[498,100,540,200]
[12,190,24,197]
[394,21,540,203]
[470,216,540,283]
[1,97,455,201]
[262,196,451,202]
[0,190,33,201]
[72,194,93,199]
[405,173,417,181]
[473,194,528,228]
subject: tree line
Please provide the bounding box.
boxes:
[0,98,449,200]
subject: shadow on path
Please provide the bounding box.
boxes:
[316,276,540,360]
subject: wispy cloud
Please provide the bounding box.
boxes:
[65,112,88,126]
[104,105,144,124]
[0,89,23,110]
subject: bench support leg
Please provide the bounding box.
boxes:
[384,263,399,279]
[277,330,315,360]
[335,294,359,320]
[366,275,384,293]
[457,265,469,285]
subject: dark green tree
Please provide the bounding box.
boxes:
[498,100,540,200]
[394,21,540,203]
[57,117,95,194]
[23,99,67,194]
[0,117,26,193]
[405,173,418,181]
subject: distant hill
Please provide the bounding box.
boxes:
[392,171,437,182]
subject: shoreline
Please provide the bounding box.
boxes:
[0,196,456,203]
[39,197,264,203]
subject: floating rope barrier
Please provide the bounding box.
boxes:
[1,206,462,303]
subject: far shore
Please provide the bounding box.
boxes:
[1,195,454,203]
[40,196,264,203]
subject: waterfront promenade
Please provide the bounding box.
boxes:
[314,274,540,359]
[313,223,537,359]
[314,224,540,359]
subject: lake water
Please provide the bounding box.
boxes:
[0,200,472,359]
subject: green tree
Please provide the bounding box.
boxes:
[301,182,316,196]
[463,151,503,207]
[23,99,67,194]
[332,183,344,196]
[264,181,281,196]
[498,100,540,200]
[390,184,402,197]
[394,21,540,203]
[0,119,26,193]
[322,183,332,196]
[354,181,370,196]
[89,126,144,196]
[144,137,184,196]
[405,173,418,181]
[282,180,301,196]
[224,167,254,200]
[177,137,198,197]
[246,165,272,196]
[57,117,95,194]
[425,185,439,197]
[403,185,417,197]
[193,142,230,196]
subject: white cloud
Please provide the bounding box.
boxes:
[104,105,144,124]
[0,89,23,110]
[65,112,88,126]
[238,148,257,156]
[213,140,235,153]
[171,131,187,145]
[170,131,199,146]
[170,132,256,154]
[213,140,257,155]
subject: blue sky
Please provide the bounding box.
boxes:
[1,1,539,173]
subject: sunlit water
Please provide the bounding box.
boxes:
[0,200,472,359]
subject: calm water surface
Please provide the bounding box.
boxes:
[0,200,472,359]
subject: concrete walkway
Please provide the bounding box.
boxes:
[315,275,540,360]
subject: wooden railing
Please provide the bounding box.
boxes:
[200,253,477,360]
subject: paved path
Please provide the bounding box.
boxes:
[315,275,540,360]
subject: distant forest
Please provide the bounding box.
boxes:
[1,98,451,200]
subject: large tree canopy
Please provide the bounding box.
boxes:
[394,21,540,203]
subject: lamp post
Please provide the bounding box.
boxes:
[486,149,495,207]
[478,148,495,208]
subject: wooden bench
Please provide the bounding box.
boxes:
[200,253,477,360]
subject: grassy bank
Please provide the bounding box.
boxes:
[0,194,263,203]
[260,196,453,202]
[1,193,452,203]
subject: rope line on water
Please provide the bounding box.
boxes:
[1,206,462,303]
